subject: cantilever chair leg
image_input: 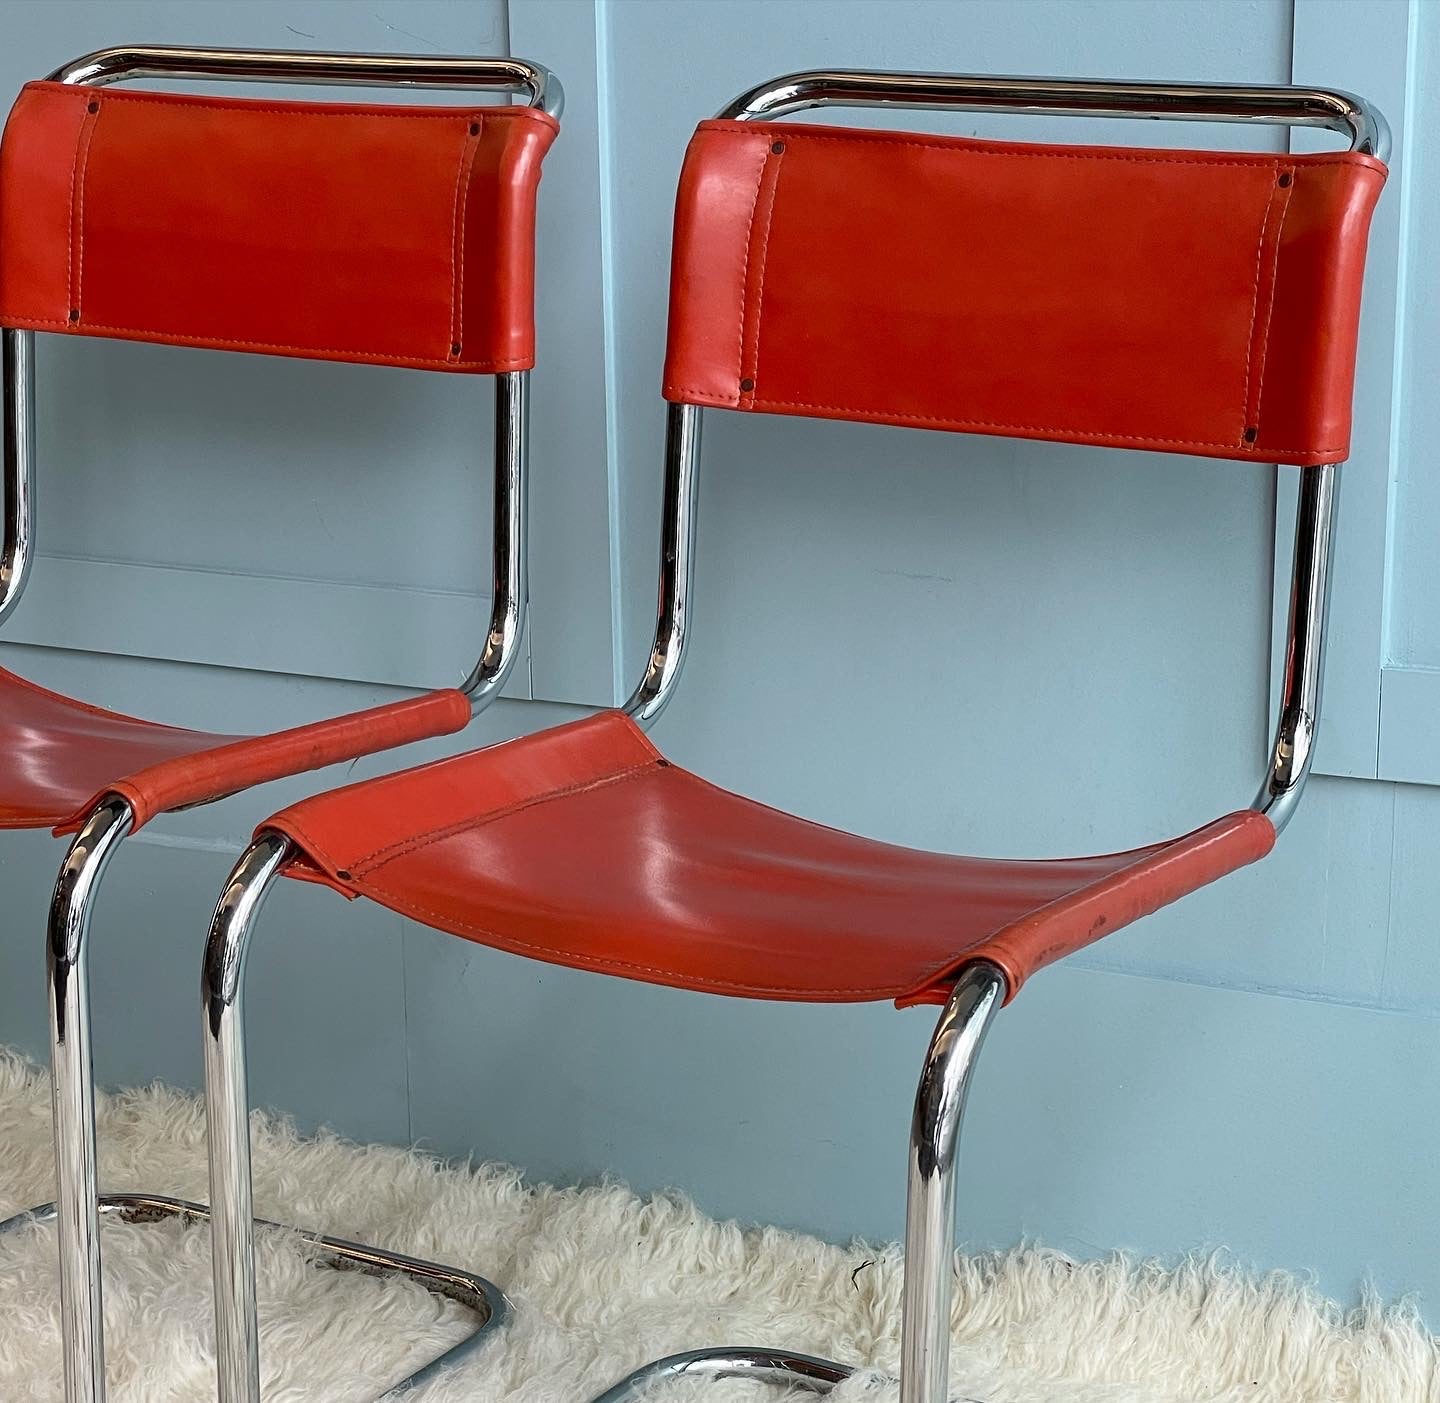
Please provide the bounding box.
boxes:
[202,835,291,1401]
[204,832,509,1403]
[0,799,506,1403]
[899,964,1006,1403]
[42,798,134,1403]
[589,1349,854,1399]
[585,962,1006,1403]
[0,1195,508,1397]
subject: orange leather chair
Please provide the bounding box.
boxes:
[0,44,561,1403]
[197,68,1388,1403]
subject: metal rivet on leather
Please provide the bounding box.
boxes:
[1278,171,1293,187]
[86,101,98,114]
[67,309,79,322]
[1244,426,1259,442]
[450,342,462,355]
[739,377,755,392]
[469,123,480,136]
[771,141,785,155]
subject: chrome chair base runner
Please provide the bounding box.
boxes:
[0,1192,509,1398]
[589,1347,854,1400]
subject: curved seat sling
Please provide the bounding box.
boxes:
[200,68,1386,1403]
[0,43,560,1403]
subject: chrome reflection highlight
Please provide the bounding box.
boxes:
[1254,462,1339,832]
[623,403,702,726]
[0,1194,510,1398]
[900,963,1006,1403]
[46,797,135,1403]
[50,45,563,119]
[590,1347,853,1401]
[202,832,292,1403]
[0,329,35,624]
[584,964,1006,1403]
[721,69,1387,158]
[463,370,530,707]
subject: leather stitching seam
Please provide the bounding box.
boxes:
[0,316,530,368]
[897,814,1273,999]
[700,127,1382,171]
[65,102,100,318]
[350,875,906,998]
[349,756,661,876]
[660,388,1345,455]
[72,106,101,321]
[734,147,769,395]
[745,150,783,398]
[450,117,482,357]
[1248,178,1295,434]
[1237,181,1276,442]
[56,88,521,123]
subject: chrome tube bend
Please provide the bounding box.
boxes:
[900,962,1006,1403]
[201,832,293,1403]
[47,796,135,1403]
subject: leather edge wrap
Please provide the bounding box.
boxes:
[262,710,663,892]
[895,808,1278,1006]
[52,688,471,835]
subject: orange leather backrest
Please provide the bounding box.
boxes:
[0,81,558,373]
[663,120,1386,465]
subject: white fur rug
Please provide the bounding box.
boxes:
[0,1050,1434,1402]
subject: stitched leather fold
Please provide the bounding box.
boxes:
[262,712,1275,1005]
[0,664,471,834]
[0,82,557,372]
[663,121,1385,465]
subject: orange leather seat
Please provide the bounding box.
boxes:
[0,664,469,835]
[265,710,1275,1005]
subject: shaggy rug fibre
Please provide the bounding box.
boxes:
[0,1049,1435,1402]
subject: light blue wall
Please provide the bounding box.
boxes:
[1,0,1438,1321]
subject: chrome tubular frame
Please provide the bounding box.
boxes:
[719,69,1388,159]
[0,329,36,625]
[586,964,1006,1403]
[462,370,531,706]
[0,42,544,1403]
[0,1195,508,1395]
[899,964,1006,1403]
[623,404,703,724]
[47,798,135,1403]
[201,834,522,1403]
[1253,463,1339,832]
[592,67,1381,1403]
[203,833,293,1403]
[50,45,563,119]
[590,1348,854,1400]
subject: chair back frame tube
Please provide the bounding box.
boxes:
[1,49,543,698]
[625,69,1372,834]
[49,44,564,119]
[463,370,531,705]
[0,329,34,625]
[719,69,1389,159]
[624,402,702,723]
[1255,462,1339,831]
